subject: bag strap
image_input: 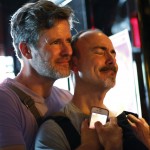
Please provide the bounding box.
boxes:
[6,83,42,126]
[44,116,81,150]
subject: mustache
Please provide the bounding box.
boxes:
[56,56,71,63]
[100,66,117,73]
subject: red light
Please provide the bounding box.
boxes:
[130,17,141,48]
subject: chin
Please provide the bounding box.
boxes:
[59,71,70,78]
[104,79,116,89]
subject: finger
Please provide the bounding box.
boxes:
[138,118,150,130]
[109,117,117,125]
[127,118,136,128]
[95,125,103,144]
[95,121,103,134]
[81,119,89,130]
[127,114,140,123]
[95,121,102,128]
[139,117,147,124]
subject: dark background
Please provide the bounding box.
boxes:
[0,0,150,123]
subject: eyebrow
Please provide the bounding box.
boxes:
[92,46,116,53]
[92,46,107,51]
[45,37,71,43]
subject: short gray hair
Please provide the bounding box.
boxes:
[10,0,74,59]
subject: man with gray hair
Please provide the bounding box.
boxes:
[0,1,74,150]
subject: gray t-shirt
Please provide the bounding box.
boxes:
[35,102,89,150]
[0,78,72,150]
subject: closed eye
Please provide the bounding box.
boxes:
[94,51,104,55]
[111,49,116,56]
[92,46,105,55]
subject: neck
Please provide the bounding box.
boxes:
[72,83,108,115]
[15,72,55,98]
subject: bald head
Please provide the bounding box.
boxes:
[78,29,103,39]
[71,29,113,58]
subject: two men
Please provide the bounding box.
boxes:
[35,29,148,150]
[35,29,123,150]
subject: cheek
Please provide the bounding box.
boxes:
[40,46,57,61]
[80,62,94,77]
[92,57,103,68]
[78,59,90,71]
[34,50,52,64]
[80,57,99,71]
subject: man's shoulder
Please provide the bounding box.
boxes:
[0,78,15,90]
[0,78,17,97]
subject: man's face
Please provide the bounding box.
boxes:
[30,20,72,80]
[75,31,118,90]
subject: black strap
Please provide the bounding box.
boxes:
[44,116,81,150]
[6,83,42,126]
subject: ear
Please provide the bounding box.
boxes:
[19,42,32,59]
[71,56,78,73]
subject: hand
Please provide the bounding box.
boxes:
[76,119,103,150]
[95,117,123,150]
[127,114,150,149]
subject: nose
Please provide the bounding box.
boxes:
[105,52,116,66]
[61,42,72,56]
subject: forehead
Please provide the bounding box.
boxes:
[76,31,113,52]
[40,20,71,39]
